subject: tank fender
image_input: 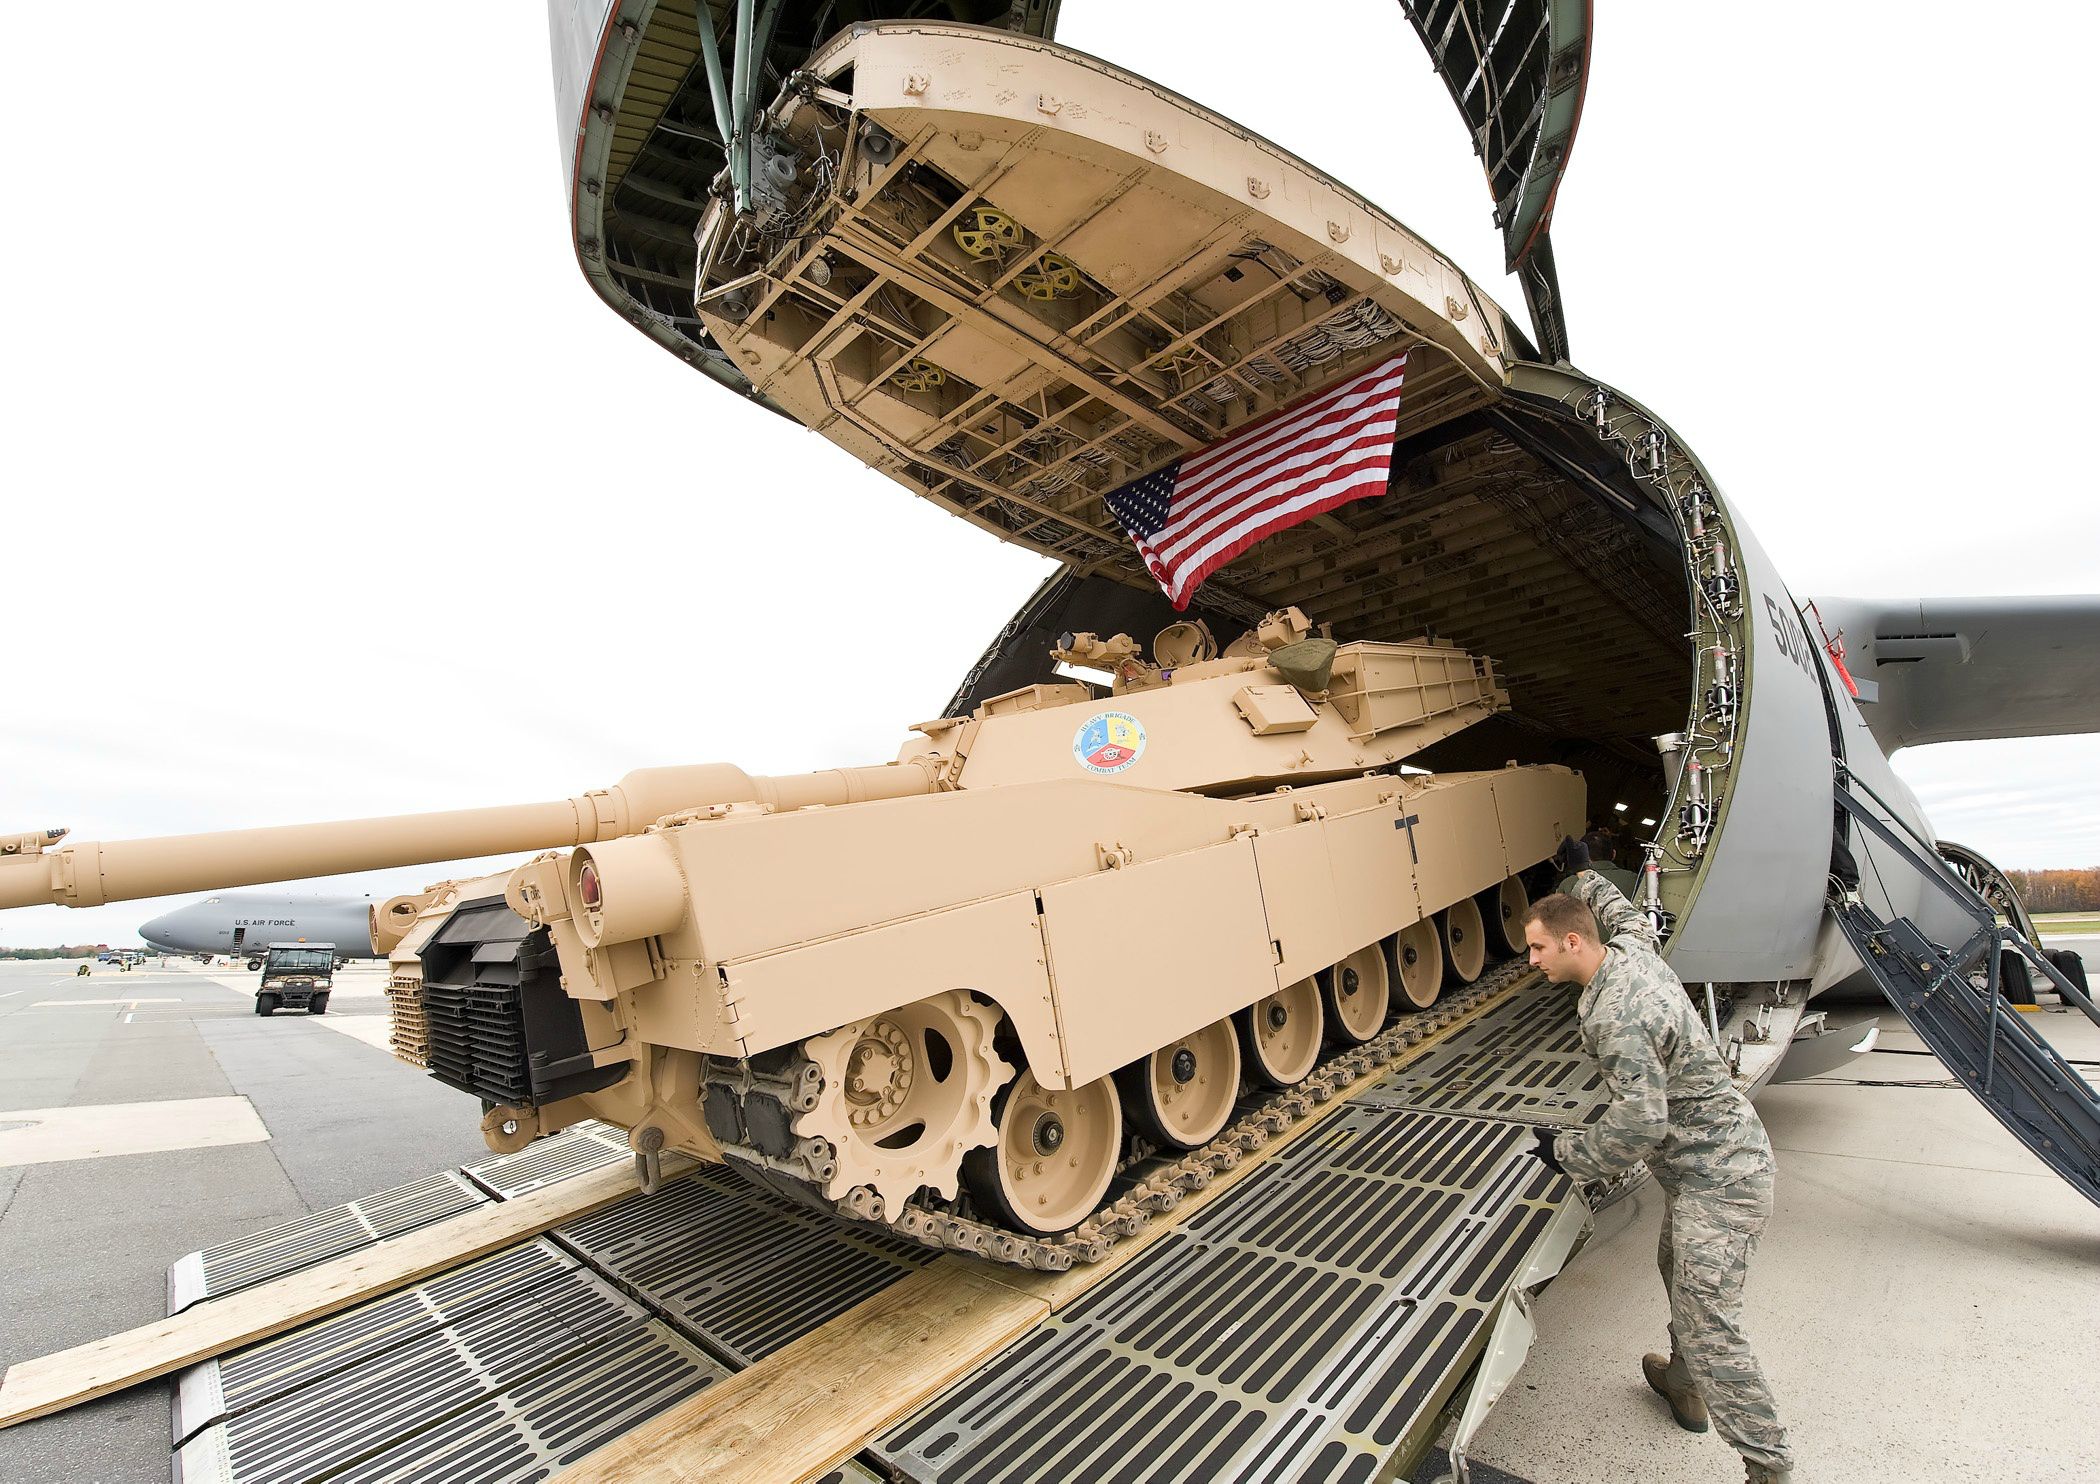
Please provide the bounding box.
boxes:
[716,891,1072,1085]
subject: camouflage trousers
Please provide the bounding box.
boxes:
[1657,1171,1793,1472]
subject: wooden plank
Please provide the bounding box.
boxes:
[0,1159,678,1430]
[552,1261,1048,1484]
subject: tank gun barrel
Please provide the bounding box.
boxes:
[0,761,933,910]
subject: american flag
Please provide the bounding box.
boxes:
[1104,351,1410,610]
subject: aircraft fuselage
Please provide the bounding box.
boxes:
[139,892,376,960]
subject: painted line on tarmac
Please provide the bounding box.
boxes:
[0,1096,271,1168]
[31,998,181,1007]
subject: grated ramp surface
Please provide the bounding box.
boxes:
[166,1123,639,1313]
[174,1238,727,1484]
[159,977,1590,1482]
[1359,977,1610,1128]
[558,1164,933,1367]
[175,1242,575,1441]
[874,1106,1574,1483]
[166,1172,487,1314]
[168,1159,934,1481]
[462,1121,635,1199]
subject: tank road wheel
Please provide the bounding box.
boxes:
[1118,1017,1242,1149]
[1322,941,1392,1045]
[1237,977,1324,1087]
[1439,897,1487,985]
[1391,918,1444,1010]
[795,990,1014,1221]
[963,1070,1122,1237]
[1480,875,1530,960]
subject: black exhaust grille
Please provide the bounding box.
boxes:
[417,897,622,1109]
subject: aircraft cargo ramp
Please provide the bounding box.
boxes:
[29,967,1621,1484]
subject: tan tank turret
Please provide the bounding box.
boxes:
[3,613,1581,1264]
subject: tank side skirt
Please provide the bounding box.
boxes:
[675,768,1580,1087]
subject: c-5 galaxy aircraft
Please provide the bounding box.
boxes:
[138,890,377,966]
[548,0,2100,960]
[1,17,2096,1484]
[3,3,2098,1223]
[540,1,2100,1178]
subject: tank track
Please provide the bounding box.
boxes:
[706,957,1535,1271]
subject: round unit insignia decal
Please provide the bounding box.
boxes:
[1073,710,1147,774]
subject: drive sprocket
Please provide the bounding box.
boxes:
[794,990,1014,1219]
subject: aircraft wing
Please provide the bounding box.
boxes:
[1808,595,2100,751]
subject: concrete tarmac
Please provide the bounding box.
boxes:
[0,957,489,1484]
[2,956,2096,1482]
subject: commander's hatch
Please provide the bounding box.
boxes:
[1396,1,1591,362]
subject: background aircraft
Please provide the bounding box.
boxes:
[138,891,376,966]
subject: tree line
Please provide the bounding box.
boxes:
[0,946,105,959]
[2007,868,2100,913]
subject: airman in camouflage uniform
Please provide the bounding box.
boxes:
[1523,842,1795,1483]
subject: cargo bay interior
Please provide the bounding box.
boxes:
[575,5,1696,828]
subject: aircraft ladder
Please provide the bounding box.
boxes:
[1829,763,2100,1208]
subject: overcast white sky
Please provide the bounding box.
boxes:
[3,2,2094,948]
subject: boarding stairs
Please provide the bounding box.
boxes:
[1829,764,2100,1208]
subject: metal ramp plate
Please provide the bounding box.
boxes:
[559,1165,933,1368]
[166,1161,935,1482]
[166,1122,642,1313]
[874,1107,1575,1483]
[175,1241,574,1442]
[173,1238,728,1484]
[1359,978,1610,1129]
[154,983,1595,1482]
[166,1171,488,1314]
[463,1121,636,1199]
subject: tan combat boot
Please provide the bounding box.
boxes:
[1641,1349,1709,1433]
[1744,1463,1791,1483]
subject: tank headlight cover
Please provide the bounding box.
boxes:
[568,836,687,949]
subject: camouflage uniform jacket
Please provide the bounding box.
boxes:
[1550,871,1774,1194]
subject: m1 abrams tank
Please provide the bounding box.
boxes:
[2,607,1580,1261]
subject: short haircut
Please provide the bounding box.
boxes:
[1524,892,1599,944]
